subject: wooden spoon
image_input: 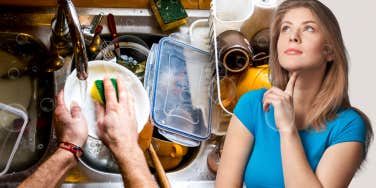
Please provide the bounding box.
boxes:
[148,143,171,188]
[138,119,171,187]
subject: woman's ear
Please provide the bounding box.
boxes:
[323,44,334,62]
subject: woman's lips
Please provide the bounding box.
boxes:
[284,48,303,55]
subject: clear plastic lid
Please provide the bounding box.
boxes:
[150,37,212,142]
[144,43,159,98]
[0,103,28,176]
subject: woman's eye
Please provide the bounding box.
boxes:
[304,25,315,32]
[281,25,290,32]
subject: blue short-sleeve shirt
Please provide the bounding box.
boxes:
[233,88,366,188]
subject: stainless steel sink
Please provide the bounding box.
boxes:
[0,32,54,182]
[0,6,217,187]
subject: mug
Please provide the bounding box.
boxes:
[146,137,188,170]
[250,28,270,54]
[217,30,253,73]
[151,137,188,158]
[236,65,271,99]
[252,52,269,67]
[250,28,270,66]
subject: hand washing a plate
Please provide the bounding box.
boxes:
[62,36,212,172]
[64,60,150,172]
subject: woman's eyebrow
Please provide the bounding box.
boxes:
[281,20,293,25]
[281,20,318,25]
[302,20,317,25]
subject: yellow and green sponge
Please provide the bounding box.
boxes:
[90,78,119,105]
[150,0,188,32]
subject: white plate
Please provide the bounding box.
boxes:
[64,60,150,139]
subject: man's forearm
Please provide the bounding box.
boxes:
[18,148,77,188]
[112,145,158,188]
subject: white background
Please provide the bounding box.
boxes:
[319,0,376,187]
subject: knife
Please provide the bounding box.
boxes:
[107,13,120,57]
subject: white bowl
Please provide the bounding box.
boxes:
[64,60,150,139]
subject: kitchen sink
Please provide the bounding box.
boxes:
[64,32,215,183]
[0,5,218,187]
[0,32,54,182]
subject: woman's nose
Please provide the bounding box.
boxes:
[289,31,301,43]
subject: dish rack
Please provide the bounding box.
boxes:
[207,0,241,136]
[207,0,279,135]
[208,0,280,113]
[208,0,246,116]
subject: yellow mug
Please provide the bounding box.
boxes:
[147,137,188,170]
[236,65,271,99]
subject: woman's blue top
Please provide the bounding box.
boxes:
[234,89,366,188]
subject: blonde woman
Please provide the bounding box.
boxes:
[216,0,373,187]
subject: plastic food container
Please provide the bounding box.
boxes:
[0,103,28,176]
[146,37,213,146]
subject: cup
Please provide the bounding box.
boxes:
[210,75,238,112]
[250,28,270,55]
[236,65,271,99]
[146,137,188,170]
[211,0,255,35]
[151,137,188,158]
[217,30,253,73]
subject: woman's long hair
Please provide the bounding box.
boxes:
[269,0,373,161]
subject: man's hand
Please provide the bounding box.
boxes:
[95,77,157,188]
[95,77,138,152]
[54,90,88,147]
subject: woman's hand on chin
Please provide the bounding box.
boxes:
[263,72,299,132]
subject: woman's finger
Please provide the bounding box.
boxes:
[285,72,298,96]
[263,97,279,112]
[269,87,287,96]
[263,93,282,111]
[263,87,287,102]
[263,90,284,103]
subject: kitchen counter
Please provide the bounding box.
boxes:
[0,6,221,187]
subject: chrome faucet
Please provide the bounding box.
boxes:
[50,0,88,80]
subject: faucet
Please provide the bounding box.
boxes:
[50,0,88,80]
